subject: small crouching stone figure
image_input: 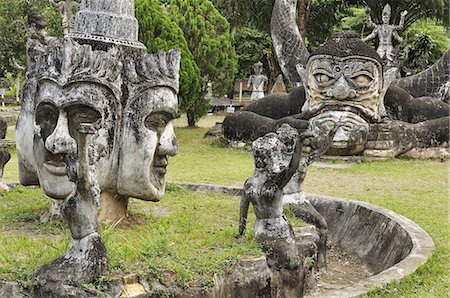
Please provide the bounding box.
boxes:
[33,124,108,297]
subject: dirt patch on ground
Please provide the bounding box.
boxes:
[305,244,372,297]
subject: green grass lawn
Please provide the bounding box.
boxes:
[0,115,448,296]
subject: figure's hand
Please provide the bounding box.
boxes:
[401,10,408,18]
[274,116,308,132]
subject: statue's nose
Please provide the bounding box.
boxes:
[44,112,77,155]
[329,75,356,100]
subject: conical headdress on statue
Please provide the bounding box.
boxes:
[68,0,146,49]
[382,4,391,17]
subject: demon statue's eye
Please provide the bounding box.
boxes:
[351,74,373,87]
[315,73,331,84]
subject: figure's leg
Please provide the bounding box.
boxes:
[289,200,328,270]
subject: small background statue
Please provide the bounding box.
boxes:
[248,61,268,101]
[363,4,408,67]
[49,0,80,35]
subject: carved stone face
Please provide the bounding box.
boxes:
[253,62,263,76]
[252,125,297,177]
[303,55,382,121]
[301,55,382,155]
[308,111,369,155]
[117,87,178,201]
[382,13,390,24]
[33,80,118,199]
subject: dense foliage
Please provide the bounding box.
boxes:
[0,0,61,78]
[167,0,237,126]
[233,27,272,80]
[135,0,202,125]
[401,18,450,71]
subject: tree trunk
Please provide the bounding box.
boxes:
[297,0,312,40]
[267,46,283,91]
[187,109,196,127]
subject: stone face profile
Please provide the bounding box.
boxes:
[15,1,181,294]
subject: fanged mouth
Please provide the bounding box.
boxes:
[308,105,371,123]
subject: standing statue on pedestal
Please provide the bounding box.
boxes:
[363,4,408,67]
[248,61,268,101]
[49,0,80,35]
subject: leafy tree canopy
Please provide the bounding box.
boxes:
[136,0,201,123]
[0,0,61,77]
[167,0,237,125]
[233,26,272,80]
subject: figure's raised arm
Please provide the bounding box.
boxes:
[366,11,376,28]
[395,10,408,30]
[392,31,403,43]
[362,27,377,42]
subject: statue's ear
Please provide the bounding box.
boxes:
[382,67,399,99]
[295,64,308,88]
[379,67,399,118]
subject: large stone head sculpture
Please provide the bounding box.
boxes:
[16,0,180,207]
[297,28,387,155]
[118,51,180,201]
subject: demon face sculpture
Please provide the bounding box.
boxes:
[296,29,392,155]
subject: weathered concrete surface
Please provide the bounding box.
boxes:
[392,49,450,102]
[0,281,23,298]
[177,182,243,197]
[307,194,435,297]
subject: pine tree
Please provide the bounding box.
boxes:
[136,0,201,125]
[167,0,238,126]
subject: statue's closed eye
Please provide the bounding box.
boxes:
[68,105,101,128]
[145,112,172,135]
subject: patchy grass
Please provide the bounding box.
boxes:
[1,116,448,296]
[0,185,261,292]
[168,127,253,187]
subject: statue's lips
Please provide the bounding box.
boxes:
[153,157,168,175]
[309,105,372,123]
[43,160,67,176]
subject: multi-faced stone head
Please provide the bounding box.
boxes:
[297,28,384,155]
[18,39,123,199]
[17,1,181,204]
